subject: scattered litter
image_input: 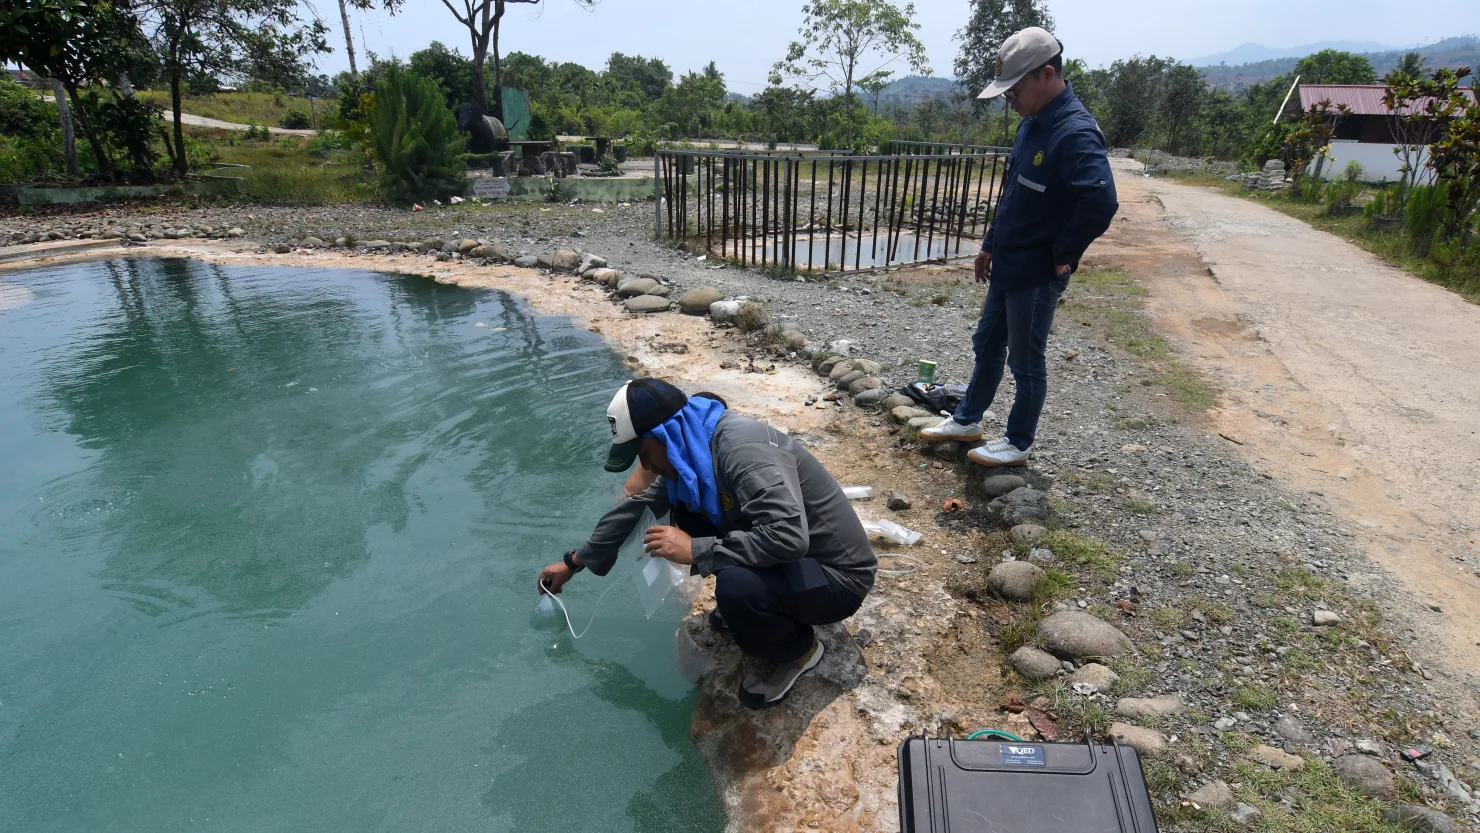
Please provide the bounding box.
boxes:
[942,497,964,512]
[412,204,424,212]
[1071,682,1099,696]
[862,519,923,546]
[591,207,604,213]
[490,327,506,332]
[696,255,707,262]
[475,322,486,327]
[432,199,442,206]
[876,553,922,575]
[449,195,464,204]
[842,486,874,500]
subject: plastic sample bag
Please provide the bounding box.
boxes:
[861,518,923,546]
[621,508,686,618]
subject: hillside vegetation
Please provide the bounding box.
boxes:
[1198,35,1480,90]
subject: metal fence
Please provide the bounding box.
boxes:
[883,140,1011,156]
[654,148,1009,275]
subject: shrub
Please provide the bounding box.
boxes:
[1343,160,1364,183]
[1363,189,1389,221]
[1405,185,1447,256]
[1324,180,1361,216]
[278,108,312,130]
[367,66,466,206]
[0,135,63,183]
[597,153,621,175]
[244,122,271,142]
[0,75,59,140]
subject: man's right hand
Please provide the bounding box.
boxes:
[538,561,574,595]
[974,250,992,284]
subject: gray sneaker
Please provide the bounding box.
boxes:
[737,638,825,709]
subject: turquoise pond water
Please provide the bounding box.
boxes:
[0,258,725,832]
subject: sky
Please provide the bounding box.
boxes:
[320,0,1476,91]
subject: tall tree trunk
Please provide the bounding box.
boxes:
[51,78,78,177]
[65,82,114,182]
[170,72,188,179]
[338,0,358,76]
[491,1,505,122]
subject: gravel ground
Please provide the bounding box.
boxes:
[4,195,1477,830]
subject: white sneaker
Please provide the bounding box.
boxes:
[968,437,1031,467]
[919,418,984,442]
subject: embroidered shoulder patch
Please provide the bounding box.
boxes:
[1032,150,1044,166]
[720,493,735,512]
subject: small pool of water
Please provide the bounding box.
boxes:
[0,257,724,833]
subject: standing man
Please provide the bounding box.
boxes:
[538,379,877,709]
[921,27,1118,466]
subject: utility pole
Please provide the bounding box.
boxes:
[338,0,358,76]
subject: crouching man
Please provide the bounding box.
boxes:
[538,378,877,708]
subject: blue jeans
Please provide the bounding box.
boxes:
[952,276,1071,450]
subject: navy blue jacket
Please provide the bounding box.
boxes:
[983,84,1118,290]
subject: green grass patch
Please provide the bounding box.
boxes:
[1038,530,1121,574]
[140,90,301,127]
[1108,658,1155,697]
[1198,601,1236,625]
[1219,731,1255,754]
[1034,681,1114,737]
[215,142,373,205]
[1034,567,1076,604]
[996,616,1041,654]
[1232,684,1278,711]
[1152,605,1189,631]
[1225,759,1412,833]
[1124,497,1157,514]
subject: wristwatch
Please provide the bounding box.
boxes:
[562,550,585,574]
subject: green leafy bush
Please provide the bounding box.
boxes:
[1405,185,1448,257]
[367,66,466,206]
[1343,160,1364,183]
[1324,180,1361,216]
[244,122,271,141]
[278,108,312,129]
[0,135,63,183]
[1363,189,1389,221]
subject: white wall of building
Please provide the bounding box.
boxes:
[1307,140,1437,185]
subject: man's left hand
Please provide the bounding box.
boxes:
[1055,264,1073,276]
[643,525,694,565]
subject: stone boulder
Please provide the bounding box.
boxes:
[644,284,672,297]
[360,240,391,249]
[891,406,929,424]
[514,255,538,268]
[709,299,741,323]
[987,487,1050,527]
[1038,611,1134,660]
[848,376,881,396]
[1185,780,1235,812]
[734,302,771,333]
[1116,693,1184,719]
[587,267,620,286]
[1248,744,1304,771]
[879,393,914,411]
[1383,805,1459,833]
[1008,646,1062,681]
[827,361,857,382]
[624,295,671,314]
[577,253,608,274]
[835,369,867,391]
[1108,723,1166,756]
[679,287,723,314]
[227,228,245,237]
[854,388,891,407]
[617,278,659,297]
[987,561,1045,602]
[457,239,479,254]
[1067,663,1119,690]
[470,244,508,260]
[301,236,324,247]
[982,474,1028,498]
[1332,754,1396,798]
[421,237,444,251]
[551,249,582,272]
[852,359,883,375]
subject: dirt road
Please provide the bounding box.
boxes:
[1094,159,1480,675]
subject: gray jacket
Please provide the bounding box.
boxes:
[576,412,877,597]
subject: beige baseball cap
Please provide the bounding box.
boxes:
[977,27,1063,99]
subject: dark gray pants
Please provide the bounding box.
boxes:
[713,558,862,663]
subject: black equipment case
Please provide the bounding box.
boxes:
[897,732,1159,832]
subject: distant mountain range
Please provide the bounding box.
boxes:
[1196,35,1480,91]
[1190,40,1395,67]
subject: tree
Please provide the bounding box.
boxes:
[1383,68,1445,212]
[858,71,891,114]
[954,0,1051,142]
[1159,62,1205,154]
[1395,51,1426,77]
[368,65,466,204]
[1413,67,1479,241]
[1101,55,1171,148]
[1293,49,1377,85]
[0,0,150,181]
[751,85,815,143]
[410,41,476,108]
[605,52,671,102]
[353,0,596,122]
[143,0,328,177]
[336,0,358,76]
[771,0,930,143]
[654,70,724,138]
[911,97,947,136]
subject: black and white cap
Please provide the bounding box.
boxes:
[604,378,688,472]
